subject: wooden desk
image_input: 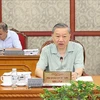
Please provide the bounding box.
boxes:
[0,76,99,100]
[0,55,39,76]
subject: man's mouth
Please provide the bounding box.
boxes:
[58,43,64,45]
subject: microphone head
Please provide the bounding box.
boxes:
[60,57,63,60]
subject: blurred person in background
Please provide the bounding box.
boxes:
[0,22,22,50]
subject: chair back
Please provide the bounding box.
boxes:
[10,28,27,49]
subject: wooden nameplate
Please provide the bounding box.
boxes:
[43,71,72,83]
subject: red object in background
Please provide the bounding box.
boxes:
[10,28,27,49]
[18,33,27,49]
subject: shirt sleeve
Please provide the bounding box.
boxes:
[11,31,22,49]
[36,47,48,70]
[74,44,84,69]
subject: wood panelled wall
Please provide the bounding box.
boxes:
[0,0,100,39]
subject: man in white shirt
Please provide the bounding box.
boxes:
[0,22,22,50]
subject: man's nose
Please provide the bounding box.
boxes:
[59,36,63,41]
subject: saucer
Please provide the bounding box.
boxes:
[16,83,26,86]
[1,83,12,87]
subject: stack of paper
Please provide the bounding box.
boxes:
[76,76,93,82]
[23,49,39,55]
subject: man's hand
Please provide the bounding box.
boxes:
[35,67,43,78]
[72,72,78,80]
[72,68,84,80]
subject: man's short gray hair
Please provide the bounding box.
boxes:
[0,22,8,32]
[52,23,70,34]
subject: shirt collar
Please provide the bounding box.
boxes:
[51,41,74,54]
[51,43,58,53]
[67,41,74,52]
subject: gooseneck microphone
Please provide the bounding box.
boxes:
[60,57,63,60]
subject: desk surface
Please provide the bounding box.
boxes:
[92,76,100,85]
[0,55,40,58]
[0,76,99,100]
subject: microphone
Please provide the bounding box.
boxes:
[60,57,63,61]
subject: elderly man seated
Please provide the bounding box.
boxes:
[0,22,22,50]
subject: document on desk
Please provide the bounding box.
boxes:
[43,83,71,86]
[76,76,93,82]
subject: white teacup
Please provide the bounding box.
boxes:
[1,75,12,84]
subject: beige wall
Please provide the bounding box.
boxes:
[75,0,100,75]
[2,0,100,75]
[76,0,100,31]
[2,0,70,31]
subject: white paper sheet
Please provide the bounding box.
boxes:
[76,76,93,82]
[43,83,71,86]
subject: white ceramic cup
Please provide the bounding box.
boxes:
[1,75,12,84]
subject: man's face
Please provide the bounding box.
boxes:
[52,28,70,50]
[0,29,7,40]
